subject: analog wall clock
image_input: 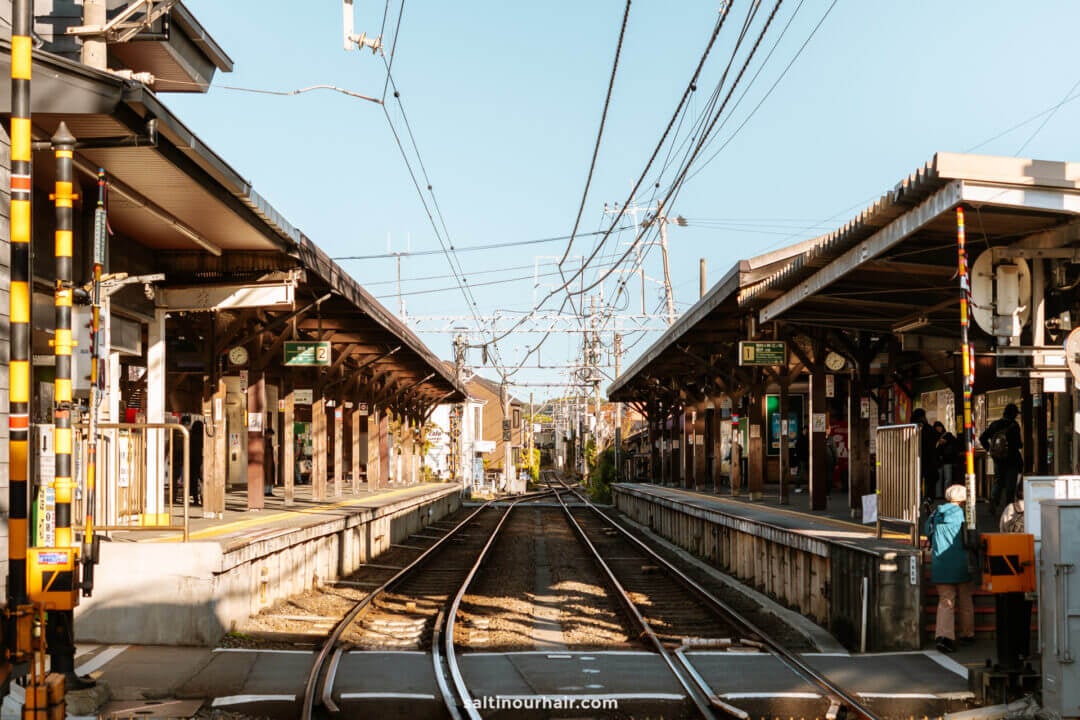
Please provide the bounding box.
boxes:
[228,346,249,366]
[824,351,846,372]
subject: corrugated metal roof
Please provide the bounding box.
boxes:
[739,156,947,307]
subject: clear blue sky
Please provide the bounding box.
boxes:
[169,1,1080,398]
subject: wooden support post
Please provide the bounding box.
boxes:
[312,396,327,501]
[849,372,870,512]
[379,409,390,488]
[693,410,706,491]
[748,384,765,501]
[203,381,225,518]
[779,375,790,505]
[284,388,295,506]
[333,401,344,497]
[368,407,380,489]
[351,406,362,494]
[247,374,265,510]
[810,367,828,511]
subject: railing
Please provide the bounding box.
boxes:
[874,423,920,546]
[74,422,190,541]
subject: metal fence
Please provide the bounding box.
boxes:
[74,422,191,541]
[875,423,920,546]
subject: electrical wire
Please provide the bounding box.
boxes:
[686,0,836,183]
[557,0,633,322]
[577,0,786,300]
[487,5,738,360]
[1015,74,1080,156]
[332,226,632,260]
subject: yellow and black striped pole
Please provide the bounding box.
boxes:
[957,207,976,530]
[51,122,76,551]
[7,0,33,615]
[48,122,79,679]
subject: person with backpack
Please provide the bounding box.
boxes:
[994,482,1033,669]
[926,483,975,653]
[978,403,1023,518]
[933,421,959,500]
[911,408,939,501]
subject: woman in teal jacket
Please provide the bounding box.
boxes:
[925,484,975,653]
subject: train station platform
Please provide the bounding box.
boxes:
[74,482,462,646]
[612,483,930,652]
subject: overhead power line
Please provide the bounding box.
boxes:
[333,226,632,261]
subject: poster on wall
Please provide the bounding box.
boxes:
[766,395,804,456]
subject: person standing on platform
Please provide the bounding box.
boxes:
[794,425,809,493]
[996,483,1033,669]
[911,409,939,502]
[189,418,204,506]
[264,427,276,498]
[926,484,975,654]
[979,403,1023,518]
[933,421,958,500]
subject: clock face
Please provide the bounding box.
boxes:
[825,351,846,372]
[228,346,249,366]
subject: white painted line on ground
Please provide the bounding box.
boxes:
[859,692,941,699]
[347,650,427,655]
[213,648,312,654]
[925,650,971,678]
[74,644,128,676]
[463,650,654,657]
[546,654,572,659]
[722,692,822,699]
[492,693,685,702]
[212,695,295,706]
[73,644,102,659]
[340,692,437,700]
[801,652,853,657]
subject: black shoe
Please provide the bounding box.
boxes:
[935,637,956,653]
[957,635,976,646]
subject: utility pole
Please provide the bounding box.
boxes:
[451,334,466,486]
[528,391,534,480]
[614,333,622,482]
[657,200,676,326]
[501,381,512,494]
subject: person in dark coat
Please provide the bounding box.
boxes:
[911,408,939,501]
[933,421,958,500]
[926,483,974,653]
[189,418,204,506]
[794,425,809,490]
[264,428,276,497]
[979,403,1023,518]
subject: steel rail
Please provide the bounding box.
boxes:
[556,478,882,720]
[441,490,563,719]
[551,481,720,720]
[300,488,554,719]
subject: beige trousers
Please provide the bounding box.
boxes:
[935,582,974,640]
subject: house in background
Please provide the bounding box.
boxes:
[428,369,525,493]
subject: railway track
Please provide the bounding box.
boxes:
[299,487,567,719]
[547,475,881,720]
[289,475,884,719]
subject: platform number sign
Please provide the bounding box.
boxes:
[284,341,332,367]
[738,340,786,366]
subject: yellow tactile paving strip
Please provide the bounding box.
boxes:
[147,485,442,543]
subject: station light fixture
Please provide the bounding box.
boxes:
[892,315,930,334]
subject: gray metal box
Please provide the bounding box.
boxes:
[1040,499,1080,718]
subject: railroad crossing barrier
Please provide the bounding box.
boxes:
[874,424,920,546]
[73,422,191,541]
